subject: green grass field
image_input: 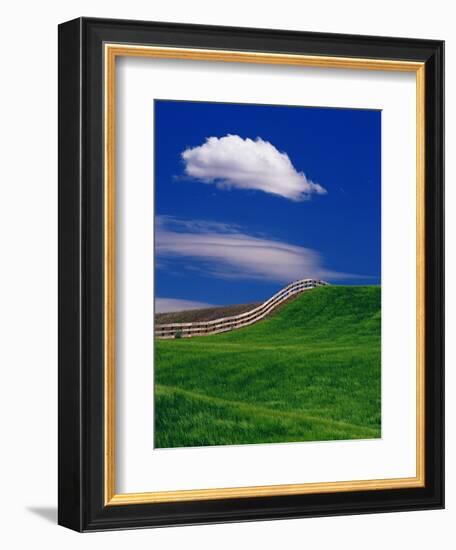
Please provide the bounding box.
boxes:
[154,285,381,448]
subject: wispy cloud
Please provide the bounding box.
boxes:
[155,297,215,313]
[181,134,326,201]
[156,216,354,283]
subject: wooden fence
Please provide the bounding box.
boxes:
[155,278,328,339]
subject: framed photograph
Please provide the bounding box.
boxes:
[58,17,444,531]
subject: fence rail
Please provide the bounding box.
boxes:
[155,278,328,339]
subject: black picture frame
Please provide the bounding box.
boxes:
[58,17,444,532]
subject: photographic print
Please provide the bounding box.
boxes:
[59,20,444,530]
[154,99,381,449]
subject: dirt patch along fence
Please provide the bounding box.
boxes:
[155,278,329,339]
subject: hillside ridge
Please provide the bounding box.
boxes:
[155,278,328,339]
[155,285,381,448]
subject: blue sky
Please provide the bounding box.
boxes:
[155,100,381,312]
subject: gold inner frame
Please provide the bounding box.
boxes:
[104,44,426,506]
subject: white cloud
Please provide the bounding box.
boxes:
[181,134,326,201]
[155,298,215,313]
[156,216,353,283]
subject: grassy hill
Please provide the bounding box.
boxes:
[154,285,381,448]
